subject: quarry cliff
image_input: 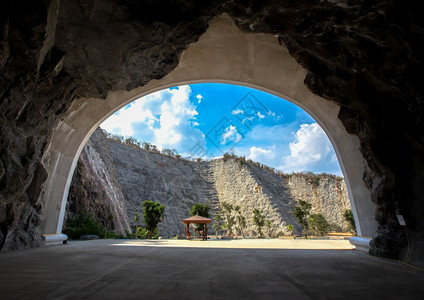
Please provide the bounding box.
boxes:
[67,129,351,237]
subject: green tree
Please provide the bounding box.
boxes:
[190,203,211,235]
[142,142,151,151]
[124,136,139,146]
[235,206,247,238]
[134,213,141,236]
[213,214,222,237]
[104,213,114,238]
[293,200,312,238]
[161,148,178,157]
[221,202,236,236]
[253,208,266,238]
[161,148,173,156]
[266,220,273,238]
[142,201,165,238]
[108,133,124,143]
[309,214,330,236]
[134,213,140,224]
[190,203,211,218]
[221,223,227,234]
[227,215,236,236]
[344,209,357,235]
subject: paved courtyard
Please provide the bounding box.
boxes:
[0,239,423,299]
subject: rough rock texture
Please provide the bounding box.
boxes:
[68,129,351,237]
[0,0,220,251]
[0,0,77,251]
[53,0,223,98]
[286,174,351,231]
[71,130,222,237]
[210,159,303,236]
[103,134,220,237]
[204,160,303,236]
[66,130,131,235]
[0,0,423,265]
[224,0,424,262]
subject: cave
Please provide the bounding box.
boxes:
[1,0,423,269]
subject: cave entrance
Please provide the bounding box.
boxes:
[69,82,350,239]
[39,14,377,243]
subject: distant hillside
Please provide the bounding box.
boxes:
[66,129,351,237]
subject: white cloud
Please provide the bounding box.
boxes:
[220,125,242,145]
[279,123,332,172]
[232,108,244,115]
[242,116,254,124]
[100,85,206,154]
[270,111,282,121]
[196,94,203,104]
[100,100,159,137]
[248,146,275,162]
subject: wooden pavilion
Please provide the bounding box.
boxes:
[182,215,212,240]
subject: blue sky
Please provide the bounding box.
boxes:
[100,83,342,176]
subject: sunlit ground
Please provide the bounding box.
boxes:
[107,238,355,250]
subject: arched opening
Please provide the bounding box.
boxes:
[39,15,377,242]
[100,83,343,175]
[67,83,350,239]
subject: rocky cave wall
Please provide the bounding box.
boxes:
[0,0,423,266]
[0,0,221,251]
[225,0,424,264]
[66,129,131,235]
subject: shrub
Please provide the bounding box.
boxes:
[63,211,105,239]
[253,208,266,238]
[136,227,149,238]
[266,220,273,237]
[309,214,330,236]
[287,224,294,236]
[235,206,247,237]
[105,231,117,239]
[344,209,357,234]
[221,202,236,236]
[124,136,140,146]
[161,148,174,156]
[213,214,222,236]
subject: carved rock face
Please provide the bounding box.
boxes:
[0,0,423,265]
[68,129,351,238]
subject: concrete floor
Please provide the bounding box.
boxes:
[0,239,423,300]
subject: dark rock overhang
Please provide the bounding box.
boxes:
[0,0,423,266]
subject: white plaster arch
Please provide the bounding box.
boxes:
[39,14,377,238]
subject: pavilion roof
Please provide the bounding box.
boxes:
[182,215,212,224]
